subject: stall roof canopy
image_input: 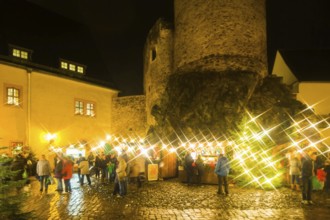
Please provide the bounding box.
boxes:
[279,49,330,82]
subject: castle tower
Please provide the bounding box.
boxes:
[144,0,269,137]
[143,19,173,126]
[173,0,267,77]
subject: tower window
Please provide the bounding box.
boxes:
[151,48,156,61]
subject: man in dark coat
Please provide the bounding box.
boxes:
[184,151,194,185]
[301,151,317,205]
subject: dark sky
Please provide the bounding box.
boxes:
[2,0,330,95]
[28,0,174,96]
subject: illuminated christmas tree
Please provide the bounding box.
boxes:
[0,154,33,219]
[229,114,285,189]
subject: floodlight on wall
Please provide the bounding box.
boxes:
[45,133,57,144]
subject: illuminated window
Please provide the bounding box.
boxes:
[59,59,86,74]
[6,87,20,106]
[69,64,76,71]
[21,51,28,59]
[9,45,32,60]
[13,49,20,57]
[12,48,29,59]
[74,99,96,117]
[61,61,68,69]
[86,102,95,117]
[77,66,84,74]
[75,100,84,115]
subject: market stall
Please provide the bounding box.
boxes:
[179,155,218,184]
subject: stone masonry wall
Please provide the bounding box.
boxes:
[111,95,147,137]
[174,0,267,77]
[143,18,173,126]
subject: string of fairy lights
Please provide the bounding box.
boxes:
[48,104,330,189]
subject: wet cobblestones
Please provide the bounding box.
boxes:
[22,174,330,219]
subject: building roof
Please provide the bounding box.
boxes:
[0,0,118,90]
[279,49,330,82]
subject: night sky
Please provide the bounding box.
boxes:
[2,0,330,96]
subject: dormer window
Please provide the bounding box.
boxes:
[21,51,28,59]
[13,49,20,57]
[9,45,32,60]
[77,66,84,74]
[61,61,68,69]
[69,64,76,71]
[60,59,86,74]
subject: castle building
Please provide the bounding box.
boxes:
[0,46,118,156]
[144,0,267,129]
[0,2,121,157]
[1,0,329,160]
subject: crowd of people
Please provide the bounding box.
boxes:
[183,149,330,204]
[183,151,230,195]
[288,150,330,204]
[35,150,146,197]
[2,146,330,205]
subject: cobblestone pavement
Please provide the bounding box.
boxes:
[22,174,330,220]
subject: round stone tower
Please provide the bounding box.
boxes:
[173,0,267,77]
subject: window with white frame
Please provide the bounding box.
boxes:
[86,102,95,117]
[74,99,96,117]
[75,100,84,115]
[6,87,20,106]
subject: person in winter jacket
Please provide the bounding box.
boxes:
[36,154,51,193]
[62,157,74,193]
[184,151,194,185]
[196,155,205,185]
[54,154,64,192]
[324,156,330,194]
[301,151,317,205]
[113,155,127,197]
[289,152,301,190]
[78,157,91,186]
[214,152,230,195]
